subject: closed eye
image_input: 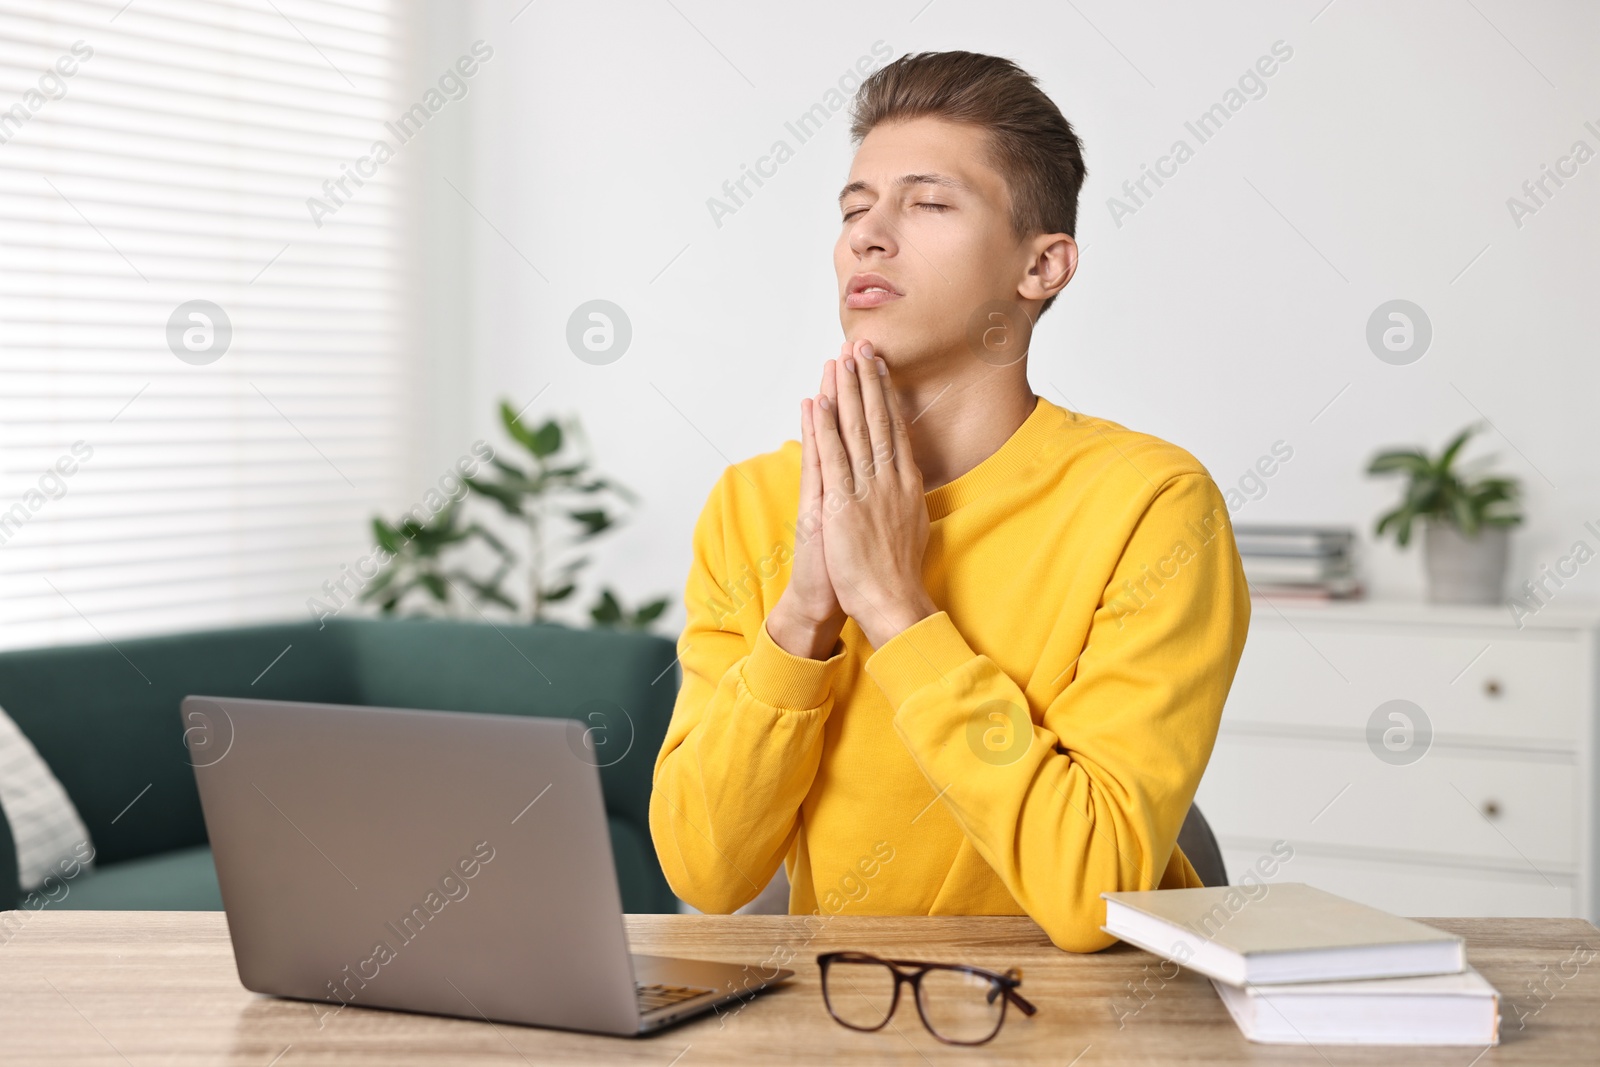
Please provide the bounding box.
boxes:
[842,202,949,222]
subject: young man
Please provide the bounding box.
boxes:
[649,51,1250,952]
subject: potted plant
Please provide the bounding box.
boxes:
[360,402,670,631]
[464,402,669,629]
[360,498,515,615]
[1366,422,1524,604]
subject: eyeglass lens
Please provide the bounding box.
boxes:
[916,966,1005,1043]
[823,958,1006,1044]
[823,958,898,1030]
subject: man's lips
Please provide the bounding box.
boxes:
[845,273,903,309]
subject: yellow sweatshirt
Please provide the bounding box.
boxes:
[649,394,1251,952]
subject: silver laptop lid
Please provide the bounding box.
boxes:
[183,695,642,1034]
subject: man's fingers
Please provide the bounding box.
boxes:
[812,388,854,498]
[835,341,877,481]
[873,354,915,480]
[799,397,821,496]
[852,341,895,474]
[798,397,825,548]
[822,348,844,405]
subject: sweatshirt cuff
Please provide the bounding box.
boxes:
[863,610,979,711]
[740,615,847,711]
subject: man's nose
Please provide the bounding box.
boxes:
[849,205,897,257]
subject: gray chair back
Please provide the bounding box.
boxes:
[1176,804,1227,887]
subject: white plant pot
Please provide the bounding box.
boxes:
[1422,519,1510,604]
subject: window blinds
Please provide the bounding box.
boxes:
[0,0,410,651]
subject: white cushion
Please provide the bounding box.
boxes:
[0,704,95,891]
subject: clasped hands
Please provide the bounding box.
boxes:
[771,338,939,656]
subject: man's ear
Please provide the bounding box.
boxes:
[1017,233,1078,303]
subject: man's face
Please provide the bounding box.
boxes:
[834,117,1031,373]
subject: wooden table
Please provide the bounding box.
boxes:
[1,912,1596,1064]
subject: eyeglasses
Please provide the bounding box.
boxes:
[817,951,1037,1046]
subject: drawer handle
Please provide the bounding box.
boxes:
[1481,799,1502,820]
[1483,678,1503,698]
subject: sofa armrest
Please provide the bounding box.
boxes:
[0,800,18,911]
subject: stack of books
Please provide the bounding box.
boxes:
[1233,524,1363,600]
[1102,883,1499,1046]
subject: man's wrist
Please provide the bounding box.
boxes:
[859,593,938,650]
[766,602,845,661]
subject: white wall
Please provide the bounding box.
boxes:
[413,0,1600,630]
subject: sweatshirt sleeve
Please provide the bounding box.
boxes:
[863,471,1251,952]
[648,469,848,913]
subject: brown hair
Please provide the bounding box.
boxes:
[848,50,1086,315]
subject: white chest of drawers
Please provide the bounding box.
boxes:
[1194,598,1600,919]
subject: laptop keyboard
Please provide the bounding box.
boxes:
[636,982,713,1013]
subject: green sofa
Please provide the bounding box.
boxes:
[0,616,681,913]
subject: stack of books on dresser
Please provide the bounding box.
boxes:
[1102,884,1500,1046]
[1233,524,1363,600]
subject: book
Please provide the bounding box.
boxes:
[1100,883,1465,986]
[1235,541,1351,558]
[1247,581,1365,601]
[1233,525,1355,556]
[1212,967,1500,1046]
[1247,574,1364,598]
[1240,555,1353,583]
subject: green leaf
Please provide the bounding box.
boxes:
[590,588,622,625]
[1405,474,1443,511]
[1396,512,1415,547]
[358,567,398,600]
[464,521,513,557]
[451,572,518,611]
[372,518,399,554]
[544,583,577,602]
[1435,423,1480,476]
[1450,493,1479,535]
[530,420,563,458]
[610,480,640,505]
[481,587,519,611]
[485,470,544,496]
[488,456,529,480]
[464,476,526,516]
[499,400,541,453]
[633,598,669,624]
[570,509,613,537]
[1366,450,1430,476]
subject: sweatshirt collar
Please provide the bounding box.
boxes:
[922,394,1064,521]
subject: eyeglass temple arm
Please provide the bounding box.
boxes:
[1003,986,1038,1015]
[983,972,1038,1016]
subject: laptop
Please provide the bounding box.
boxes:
[181,695,793,1035]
